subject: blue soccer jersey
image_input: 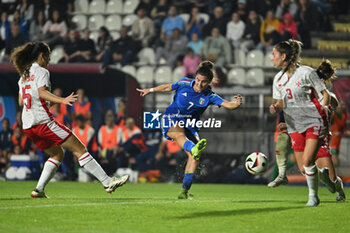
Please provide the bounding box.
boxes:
[161,77,225,139]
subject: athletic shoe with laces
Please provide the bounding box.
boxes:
[178,190,193,200]
[191,139,207,160]
[306,195,320,207]
[31,189,48,198]
[267,176,288,188]
[105,175,129,194]
[319,167,335,193]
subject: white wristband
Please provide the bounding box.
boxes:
[150,88,154,92]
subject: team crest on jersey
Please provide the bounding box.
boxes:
[199,98,205,105]
[296,81,301,87]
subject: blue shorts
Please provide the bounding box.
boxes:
[161,108,199,141]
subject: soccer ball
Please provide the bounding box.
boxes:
[245,152,268,175]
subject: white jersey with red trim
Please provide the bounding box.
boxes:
[273,65,327,133]
[18,63,53,129]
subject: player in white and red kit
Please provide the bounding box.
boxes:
[270,39,330,207]
[11,41,128,198]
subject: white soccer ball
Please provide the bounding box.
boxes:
[245,152,268,175]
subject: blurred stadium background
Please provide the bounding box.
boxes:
[1,0,350,187]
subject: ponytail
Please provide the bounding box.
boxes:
[316,59,336,81]
[10,42,50,78]
[196,60,215,83]
[275,39,303,81]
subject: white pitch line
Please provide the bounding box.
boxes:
[0,199,229,210]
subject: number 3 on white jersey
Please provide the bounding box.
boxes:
[187,101,194,110]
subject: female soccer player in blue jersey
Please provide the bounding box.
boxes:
[137,61,242,199]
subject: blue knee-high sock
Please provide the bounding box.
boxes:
[182,173,195,191]
[183,140,195,153]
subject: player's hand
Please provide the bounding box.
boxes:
[322,105,330,120]
[269,104,277,114]
[277,123,287,131]
[136,88,151,97]
[62,92,78,106]
[234,94,242,106]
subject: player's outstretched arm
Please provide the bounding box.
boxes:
[269,99,283,115]
[221,95,243,110]
[38,86,78,106]
[136,83,172,97]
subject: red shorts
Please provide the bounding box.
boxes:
[290,126,326,152]
[316,132,331,159]
[23,120,72,150]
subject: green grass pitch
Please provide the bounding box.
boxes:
[0,181,349,233]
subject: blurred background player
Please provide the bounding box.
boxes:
[117,117,146,169]
[97,109,120,175]
[11,42,128,198]
[137,61,242,199]
[329,100,346,166]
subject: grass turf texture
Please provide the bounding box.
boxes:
[0,182,349,233]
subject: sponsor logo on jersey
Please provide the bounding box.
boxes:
[182,92,187,97]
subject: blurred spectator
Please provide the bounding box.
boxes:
[240,10,262,53]
[135,0,155,16]
[29,10,45,41]
[207,0,234,18]
[0,118,13,168]
[42,10,67,47]
[156,27,188,67]
[116,99,126,127]
[11,125,31,154]
[256,0,279,18]
[60,29,95,63]
[191,0,210,13]
[132,8,155,47]
[200,27,231,67]
[16,0,34,21]
[155,139,186,182]
[278,13,298,40]
[150,0,169,30]
[102,26,138,68]
[226,12,245,49]
[78,29,96,62]
[295,0,319,49]
[0,12,10,51]
[40,0,54,20]
[117,117,146,169]
[183,47,201,76]
[73,115,97,155]
[257,10,280,52]
[172,0,191,13]
[3,23,27,62]
[95,26,113,62]
[136,129,163,175]
[187,32,203,55]
[186,6,205,40]
[12,10,29,40]
[72,88,92,125]
[0,0,17,14]
[203,6,227,37]
[161,5,185,38]
[51,103,70,127]
[275,0,299,19]
[236,0,248,22]
[59,29,80,63]
[98,110,120,175]
[12,111,22,130]
[50,88,68,120]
